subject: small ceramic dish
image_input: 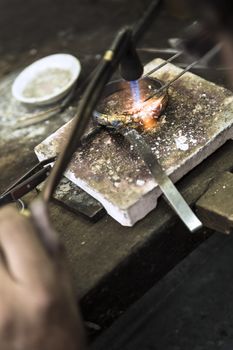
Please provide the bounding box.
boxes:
[12,53,81,106]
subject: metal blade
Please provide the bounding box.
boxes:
[121,128,202,233]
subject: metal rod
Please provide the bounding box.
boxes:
[144,44,221,102]
[144,51,183,77]
[144,59,199,101]
[137,47,179,54]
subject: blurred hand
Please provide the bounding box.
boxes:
[0,206,86,350]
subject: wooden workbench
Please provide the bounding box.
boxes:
[1,0,233,332]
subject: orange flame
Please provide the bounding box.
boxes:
[129,95,164,130]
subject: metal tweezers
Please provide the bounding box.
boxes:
[0,156,56,207]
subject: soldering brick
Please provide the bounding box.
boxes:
[35,59,233,226]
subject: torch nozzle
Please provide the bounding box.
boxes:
[119,37,144,81]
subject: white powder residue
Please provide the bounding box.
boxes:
[136,179,145,186]
[175,134,189,151]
